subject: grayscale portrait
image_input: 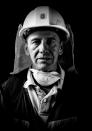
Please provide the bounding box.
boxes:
[0,5,80,130]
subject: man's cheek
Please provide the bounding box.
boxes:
[51,47,58,53]
[54,52,59,61]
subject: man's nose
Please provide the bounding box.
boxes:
[39,39,49,53]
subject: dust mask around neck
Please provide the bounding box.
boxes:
[30,69,61,86]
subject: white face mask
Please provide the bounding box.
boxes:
[30,69,61,86]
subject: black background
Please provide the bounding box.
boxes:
[0,0,90,129]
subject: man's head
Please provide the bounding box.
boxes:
[12,6,72,74]
[19,6,69,72]
[24,30,62,72]
[19,6,69,71]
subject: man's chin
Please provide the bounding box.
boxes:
[38,63,48,69]
[34,63,50,71]
[32,62,57,72]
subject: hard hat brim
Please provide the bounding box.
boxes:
[19,25,70,41]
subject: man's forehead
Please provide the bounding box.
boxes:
[27,30,59,40]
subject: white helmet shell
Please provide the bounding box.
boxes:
[19,6,70,39]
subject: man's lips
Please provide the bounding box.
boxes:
[36,57,53,63]
[37,57,52,60]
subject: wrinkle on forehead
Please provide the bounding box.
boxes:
[27,31,60,41]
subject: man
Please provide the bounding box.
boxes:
[0,6,79,130]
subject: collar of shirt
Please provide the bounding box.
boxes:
[23,66,65,93]
[23,66,65,115]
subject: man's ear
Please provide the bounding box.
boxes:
[59,48,63,55]
[24,44,30,56]
[59,42,63,55]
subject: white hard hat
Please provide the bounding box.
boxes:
[19,6,70,40]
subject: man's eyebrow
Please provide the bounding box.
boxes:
[31,37,41,41]
[30,35,56,41]
[47,37,57,42]
[48,37,56,39]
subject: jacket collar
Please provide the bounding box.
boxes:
[23,66,65,90]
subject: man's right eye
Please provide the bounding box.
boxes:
[32,39,41,45]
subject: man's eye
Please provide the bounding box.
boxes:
[32,39,41,45]
[47,38,56,45]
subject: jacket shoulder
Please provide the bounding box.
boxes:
[1,69,28,97]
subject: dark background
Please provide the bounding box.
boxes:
[0,1,90,129]
[0,0,85,83]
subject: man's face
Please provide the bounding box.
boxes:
[25,30,61,71]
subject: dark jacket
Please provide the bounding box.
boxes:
[0,68,80,130]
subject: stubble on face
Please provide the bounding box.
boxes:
[27,31,61,71]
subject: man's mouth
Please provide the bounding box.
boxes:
[36,57,53,63]
[38,57,52,60]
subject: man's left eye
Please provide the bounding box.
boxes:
[47,38,56,45]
